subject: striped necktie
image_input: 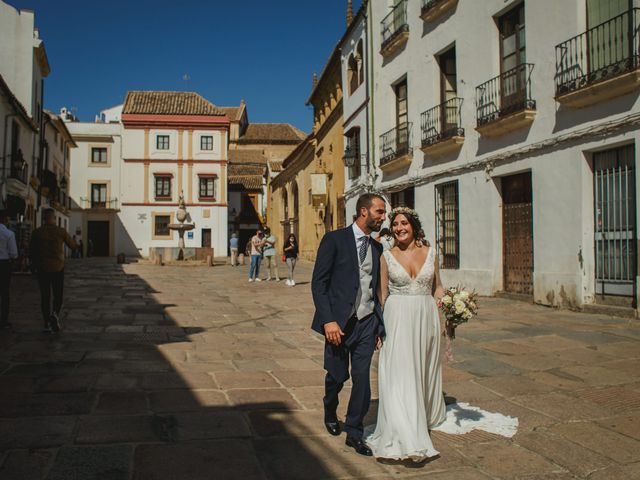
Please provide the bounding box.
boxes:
[358,236,369,264]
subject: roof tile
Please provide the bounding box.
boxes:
[122,91,224,116]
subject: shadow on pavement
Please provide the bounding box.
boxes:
[0,258,380,480]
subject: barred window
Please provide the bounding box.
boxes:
[435,181,459,269]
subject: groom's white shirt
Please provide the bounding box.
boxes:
[351,223,374,319]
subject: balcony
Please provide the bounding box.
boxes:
[476,63,536,138]
[555,8,640,108]
[379,122,413,172]
[5,153,29,194]
[79,197,119,211]
[381,1,409,57]
[420,0,458,23]
[420,97,464,156]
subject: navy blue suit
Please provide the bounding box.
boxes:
[311,225,384,438]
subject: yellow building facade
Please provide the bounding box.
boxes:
[268,46,345,261]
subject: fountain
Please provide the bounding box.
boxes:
[168,193,195,260]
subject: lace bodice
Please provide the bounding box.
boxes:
[384,247,434,296]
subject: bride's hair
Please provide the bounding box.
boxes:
[389,207,429,247]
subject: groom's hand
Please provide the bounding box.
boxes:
[375,336,383,350]
[324,322,344,346]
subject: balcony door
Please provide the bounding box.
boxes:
[395,79,408,156]
[499,4,526,111]
[91,184,107,208]
[587,0,631,78]
[438,47,458,136]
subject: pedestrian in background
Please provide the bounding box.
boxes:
[29,209,77,333]
[0,211,17,330]
[376,228,395,251]
[262,227,280,281]
[248,228,263,282]
[77,239,84,258]
[229,232,239,266]
[284,233,299,286]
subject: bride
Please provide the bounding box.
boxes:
[366,206,445,460]
[366,207,517,461]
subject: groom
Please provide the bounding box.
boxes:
[311,193,386,456]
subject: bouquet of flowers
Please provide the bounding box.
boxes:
[438,286,478,361]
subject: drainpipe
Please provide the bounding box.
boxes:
[366,0,376,192]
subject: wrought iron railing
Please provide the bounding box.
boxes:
[380,122,412,166]
[555,8,640,96]
[421,0,448,16]
[381,1,408,50]
[7,153,28,184]
[476,63,536,127]
[420,97,464,147]
[79,197,119,209]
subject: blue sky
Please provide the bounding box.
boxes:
[8,0,362,131]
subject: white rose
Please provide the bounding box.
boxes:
[442,295,452,305]
[455,300,466,314]
[459,291,469,300]
[453,294,461,302]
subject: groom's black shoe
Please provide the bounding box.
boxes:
[345,436,373,456]
[324,419,341,436]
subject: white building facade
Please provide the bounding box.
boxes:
[340,1,374,219]
[350,0,640,311]
[66,120,123,257]
[66,91,230,258]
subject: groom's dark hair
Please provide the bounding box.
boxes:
[355,193,385,217]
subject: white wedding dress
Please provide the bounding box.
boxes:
[366,247,518,461]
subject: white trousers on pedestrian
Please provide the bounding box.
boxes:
[230,248,238,266]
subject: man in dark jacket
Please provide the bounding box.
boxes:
[30,209,76,332]
[311,193,386,456]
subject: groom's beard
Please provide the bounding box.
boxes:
[365,215,384,232]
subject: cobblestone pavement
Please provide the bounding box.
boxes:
[0,258,639,479]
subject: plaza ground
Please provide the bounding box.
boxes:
[0,258,639,479]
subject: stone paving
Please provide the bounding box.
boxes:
[0,258,639,479]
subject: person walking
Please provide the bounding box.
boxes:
[77,239,84,258]
[283,233,298,286]
[29,209,77,333]
[261,227,280,281]
[229,232,239,266]
[311,193,387,456]
[0,211,18,330]
[248,228,263,282]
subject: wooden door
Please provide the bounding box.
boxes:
[88,221,110,257]
[201,228,211,248]
[502,172,533,295]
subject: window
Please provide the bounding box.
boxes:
[155,175,172,198]
[156,135,170,150]
[345,130,361,179]
[499,4,526,73]
[395,79,408,127]
[91,183,107,208]
[154,215,171,236]
[91,147,108,164]
[435,181,459,269]
[390,186,414,209]
[200,135,213,151]
[199,176,216,199]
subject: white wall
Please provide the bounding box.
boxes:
[366,0,640,306]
